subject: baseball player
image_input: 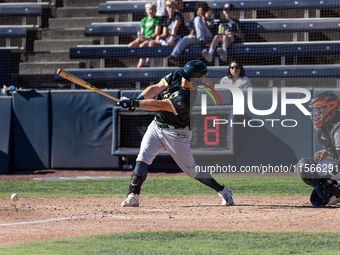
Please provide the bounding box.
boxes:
[295,91,340,206]
[118,60,234,207]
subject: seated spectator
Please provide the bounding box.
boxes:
[168,1,213,66]
[149,0,189,47]
[216,60,252,88]
[202,3,241,63]
[128,2,161,68]
[156,0,183,18]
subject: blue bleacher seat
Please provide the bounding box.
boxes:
[241,19,340,34]
[54,65,340,84]
[99,0,340,15]
[99,1,197,15]
[0,26,29,49]
[85,18,340,38]
[203,0,340,11]
[0,3,47,26]
[0,26,26,39]
[229,42,340,58]
[85,23,140,37]
[85,21,192,42]
[70,42,340,61]
[70,45,175,59]
[0,5,42,17]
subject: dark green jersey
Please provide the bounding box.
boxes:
[154,71,197,128]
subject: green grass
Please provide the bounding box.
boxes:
[0,176,312,198]
[1,231,340,254]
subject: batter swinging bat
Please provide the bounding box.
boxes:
[56,69,119,102]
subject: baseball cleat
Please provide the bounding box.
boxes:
[218,186,234,206]
[326,195,340,206]
[121,193,139,207]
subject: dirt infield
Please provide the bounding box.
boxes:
[1,170,340,246]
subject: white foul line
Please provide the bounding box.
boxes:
[0,214,176,227]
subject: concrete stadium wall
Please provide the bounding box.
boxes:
[0,88,329,173]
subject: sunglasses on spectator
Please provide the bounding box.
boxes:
[230,65,240,70]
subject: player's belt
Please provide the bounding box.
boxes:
[155,120,173,129]
[155,120,184,129]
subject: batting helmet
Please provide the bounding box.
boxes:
[310,91,339,128]
[178,60,208,84]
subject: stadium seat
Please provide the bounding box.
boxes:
[0,4,43,26]
[99,1,197,15]
[85,20,192,45]
[54,65,340,88]
[0,26,29,49]
[85,18,340,43]
[0,4,42,17]
[85,22,140,37]
[101,0,339,13]
[99,0,340,20]
[70,41,340,67]
[203,0,339,11]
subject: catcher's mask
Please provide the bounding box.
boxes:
[178,60,208,87]
[310,91,339,128]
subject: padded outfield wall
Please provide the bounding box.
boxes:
[0,88,335,174]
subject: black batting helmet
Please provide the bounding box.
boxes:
[178,60,208,84]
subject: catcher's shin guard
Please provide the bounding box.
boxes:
[295,157,320,187]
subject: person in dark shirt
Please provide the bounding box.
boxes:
[149,0,189,47]
[202,3,241,63]
[167,1,213,66]
[118,60,234,208]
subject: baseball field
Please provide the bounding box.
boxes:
[1,170,340,254]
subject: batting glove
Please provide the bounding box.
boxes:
[118,98,140,111]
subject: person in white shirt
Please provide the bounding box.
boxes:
[216,60,252,88]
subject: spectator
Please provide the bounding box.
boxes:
[1,85,18,96]
[167,1,213,66]
[156,0,184,18]
[216,60,252,88]
[128,2,161,68]
[149,0,189,47]
[202,3,241,63]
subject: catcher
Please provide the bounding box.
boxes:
[295,91,340,206]
[117,60,234,207]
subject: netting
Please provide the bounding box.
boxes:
[1,0,340,91]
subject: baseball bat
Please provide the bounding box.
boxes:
[56,69,119,102]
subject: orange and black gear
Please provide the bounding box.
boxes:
[310,91,339,128]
